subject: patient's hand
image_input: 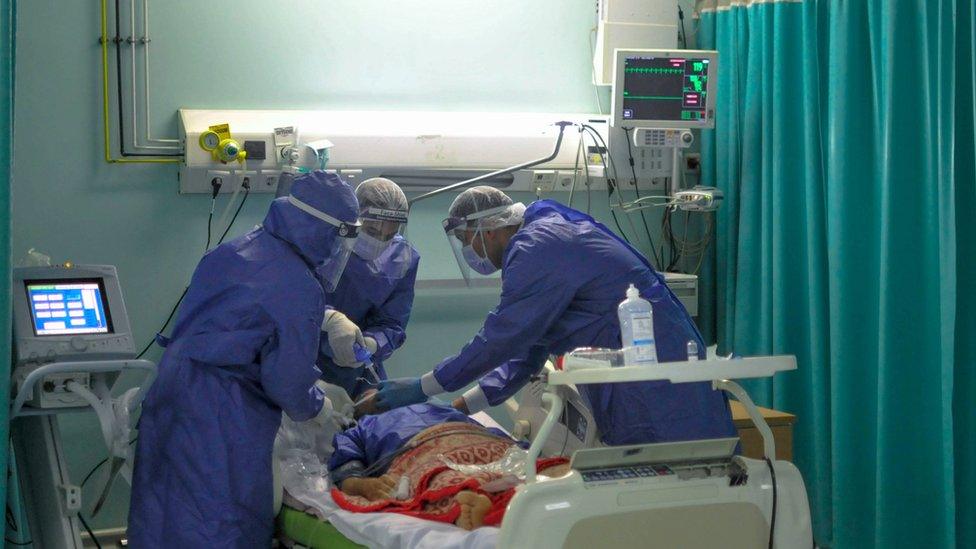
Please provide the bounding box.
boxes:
[340,474,397,501]
[451,397,470,415]
[354,389,380,418]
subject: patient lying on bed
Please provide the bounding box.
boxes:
[328,400,568,530]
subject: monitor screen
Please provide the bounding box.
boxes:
[614,50,716,128]
[25,278,113,336]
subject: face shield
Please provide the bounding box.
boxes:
[442,204,516,285]
[354,206,408,262]
[287,195,361,292]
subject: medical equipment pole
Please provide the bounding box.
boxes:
[669,146,682,196]
[407,121,573,207]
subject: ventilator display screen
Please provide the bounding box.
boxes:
[619,54,711,124]
[25,279,113,336]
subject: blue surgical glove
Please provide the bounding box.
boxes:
[374,377,426,411]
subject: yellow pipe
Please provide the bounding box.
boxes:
[101,0,180,164]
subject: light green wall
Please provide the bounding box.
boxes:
[12,0,678,532]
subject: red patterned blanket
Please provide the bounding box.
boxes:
[331,422,568,526]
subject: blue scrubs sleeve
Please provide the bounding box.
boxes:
[258,300,325,422]
[431,243,575,392]
[478,349,549,406]
[363,257,419,360]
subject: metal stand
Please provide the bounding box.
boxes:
[9,359,155,549]
[11,415,84,549]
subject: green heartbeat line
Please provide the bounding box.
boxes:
[622,95,683,100]
[625,67,684,74]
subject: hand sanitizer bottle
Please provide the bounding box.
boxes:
[618,284,657,365]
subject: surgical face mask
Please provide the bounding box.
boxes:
[353,232,392,262]
[461,231,498,275]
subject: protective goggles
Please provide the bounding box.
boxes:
[288,195,361,292]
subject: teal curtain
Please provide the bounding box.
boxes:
[697,1,974,548]
[0,0,13,534]
[953,3,976,548]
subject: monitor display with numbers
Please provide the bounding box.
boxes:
[611,49,718,129]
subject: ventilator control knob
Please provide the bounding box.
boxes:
[70,337,88,351]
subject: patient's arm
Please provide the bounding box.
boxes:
[353,389,381,418]
[340,474,397,501]
[451,397,470,414]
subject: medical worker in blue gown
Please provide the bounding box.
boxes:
[374,186,736,446]
[318,178,419,399]
[128,171,361,548]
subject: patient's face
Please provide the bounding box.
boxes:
[354,389,380,418]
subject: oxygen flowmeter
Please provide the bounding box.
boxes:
[199,123,247,164]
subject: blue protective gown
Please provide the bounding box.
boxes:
[128,173,359,548]
[328,403,511,485]
[432,200,737,446]
[318,236,419,398]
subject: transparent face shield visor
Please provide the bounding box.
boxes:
[442,204,511,286]
[288,196,361,292]
[354,207,409,262]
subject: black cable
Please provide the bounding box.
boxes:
[764,457,778,549]
[665,208,676,270]
[81,438,138,489]
[77,513,103,549]
[678,6,688,49]
[664,207,681,271]
[578,126,633,244]
[135,285,188,359]
[205,209,214,252]
[206,178,221,251]
[678,210,692,272]
[135,178,245,360]
[622,127,663,269]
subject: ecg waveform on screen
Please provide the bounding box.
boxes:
[621,56,709,123]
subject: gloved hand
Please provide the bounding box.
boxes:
[323,310,365,367]
[313,395,336,426]
[312,381,357,429]
[363,336,378,355]
[374,377,426,411]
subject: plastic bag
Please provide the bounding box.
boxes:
[440,446,530,479]
[273,382,356,503]
[19,248,51,267]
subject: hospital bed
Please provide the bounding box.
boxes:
[273,356,813,549]
[274,411,509,549]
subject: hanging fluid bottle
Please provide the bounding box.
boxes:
[618,284,658,365]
